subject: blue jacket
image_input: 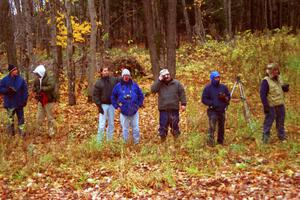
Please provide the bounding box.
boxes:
[0,74,28,109]
[111,79,144,116]
[201,83,230,112]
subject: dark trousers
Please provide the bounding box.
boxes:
[263,105,286,143]
[159,110,180,138]
[7,107,25,135]
[207,110,225,145]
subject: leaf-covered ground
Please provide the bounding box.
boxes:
[1,70,299,199]
[1,32,300,199]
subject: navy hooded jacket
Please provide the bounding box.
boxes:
[0,74,28,109]
[201,71,230,112]
[111,79,144,116]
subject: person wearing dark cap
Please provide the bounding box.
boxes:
[260,63,289,143]
[0,64,28,136]
[201,71,230,146]
[151,69,187,143]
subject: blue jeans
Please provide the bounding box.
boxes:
[7,107,25,136]
[120,112,140,144]
[97,104,115,142]
[159,110,180,138]
[263,105,286,143]
[207,110,225,145]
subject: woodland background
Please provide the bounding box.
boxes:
[0,0,299,198]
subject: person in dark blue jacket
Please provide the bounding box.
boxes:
[111,69,144,144]
[0,64,28,136]
[201,71,230,146]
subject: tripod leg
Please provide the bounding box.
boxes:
[238,83,251,123]
[230,81,238,97]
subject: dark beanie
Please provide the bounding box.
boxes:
[8,64,17,73]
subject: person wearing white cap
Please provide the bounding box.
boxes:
[33,64,57,136]
[151,68,187,143]
[111,69,144,144]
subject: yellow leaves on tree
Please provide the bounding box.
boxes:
[50,12,92,48]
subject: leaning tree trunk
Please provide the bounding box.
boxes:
[194,3,206,44]
[0,0,18,66]
[142,0,160,78]
[65,0,76,106]
[87,0,97,102]
[166,0,177,78]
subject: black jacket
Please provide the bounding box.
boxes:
[93,76,119,106]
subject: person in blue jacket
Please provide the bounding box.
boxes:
[201,71,230,146]
[111,69,144,144]
[0,64,28,136]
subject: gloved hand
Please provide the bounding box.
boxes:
[282,84,289,92]
[263,106,270,114]
[218,92,229,103]
[98,105,104,114]
[35,93,42,102]
[21,101,27,107]
[7,86,16,95]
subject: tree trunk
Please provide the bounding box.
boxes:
[0,0,18,66]
[228,0,232,36]
[22,0,35,82]
[278,0,282,28]
[166,0,177,78]
[223,0,232,38]
[194,3,206,43]
[153,0,166,68]
[181,0,192,42]
[142,0,160,78]
[65,0,76,106]
[103,0,111,48]
[49,1,59,84]
[97,0,104,70]
[88,0,97,102]
[264,0,268,29]
[13,0,25,67]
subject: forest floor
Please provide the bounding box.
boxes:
[0,46,300,199]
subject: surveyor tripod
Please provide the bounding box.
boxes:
[230,75,254,132]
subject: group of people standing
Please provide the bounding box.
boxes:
[0,63,288,145]
[0,64,57,137]
[93,64,289,146]
[93,67,187,144]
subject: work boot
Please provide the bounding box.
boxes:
[18,124,26,137]
[262,133,270,144]
[48,127,55,137]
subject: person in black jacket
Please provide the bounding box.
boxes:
[201,71,230,146]
[93,67,119,142]
[151,69,187,142]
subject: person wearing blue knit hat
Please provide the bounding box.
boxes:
[201,71,230,146]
